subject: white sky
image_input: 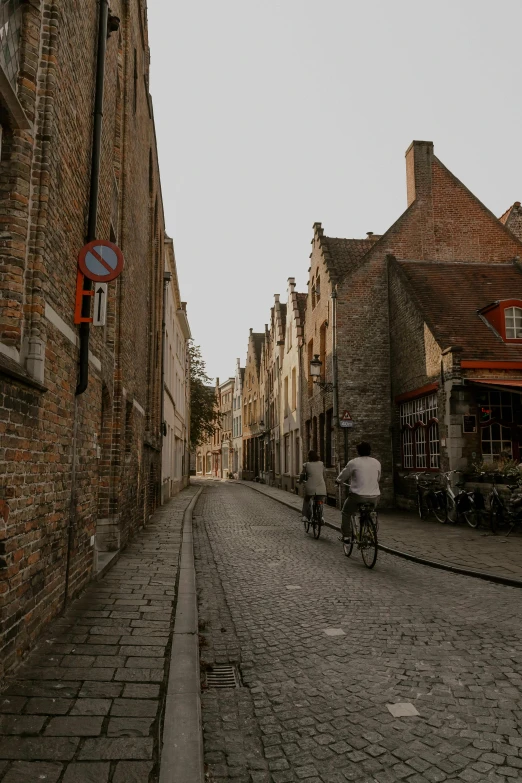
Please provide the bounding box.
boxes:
[148,0,522,382]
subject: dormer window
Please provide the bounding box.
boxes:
[505,306,522,340]
[480,299,522,343]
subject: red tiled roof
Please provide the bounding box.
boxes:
[323,237,376,280]
[395,260,522,361]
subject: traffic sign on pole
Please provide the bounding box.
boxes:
[78,239,124,282]
[93,283,108,326]
[340,410,354,428]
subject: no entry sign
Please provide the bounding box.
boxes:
[78,239,124,282]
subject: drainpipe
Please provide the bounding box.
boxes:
[76,0,110,396]
[161,271,172,444]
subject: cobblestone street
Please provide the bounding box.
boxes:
[195,482,522,783]
[231,481,522,583]
[0,486,199,783]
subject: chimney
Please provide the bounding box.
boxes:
[274,294,280,303]
[405,140,434,208]
[288,276,296,293]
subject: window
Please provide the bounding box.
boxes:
[295,435,300,473]
[307,340,314,397]
[284,376,289,415]
[206,454,212,474]
[478,390,522,462]
[505,306,522,340]
[315,276,321,302]
[0,0,22,90]
[319,322,327,381]
[291,368,296,410]
[197,454,202,474]
[311,276,316,309]
[284,434,290,473]
[400,393,439,469]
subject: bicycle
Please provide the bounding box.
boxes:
[409,472,438,519]
[488,475,522,536]
[428,470,459,524]
[454,479,486,529]
[303,493,324,539]
[342,502,378,569]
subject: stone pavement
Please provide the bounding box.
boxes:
[234,481,522,583]
[0,484,199,783]
[195,481,522,783]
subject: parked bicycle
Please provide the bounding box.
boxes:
[342,502,378,569]
[409,472,438,519]
[488,474,522,536]
[303,493,324,539]
[454,477,486,529]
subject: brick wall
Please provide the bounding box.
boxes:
[0,1,166,680]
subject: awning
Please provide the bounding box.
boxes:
[468,379,522,393]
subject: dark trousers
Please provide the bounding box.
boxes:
[341,494,379,538]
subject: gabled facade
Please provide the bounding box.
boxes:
[218,378,234,479]
[302,140,522,507]
[232,360,244,477]
[280,278,306,492]
[242,330,265,479]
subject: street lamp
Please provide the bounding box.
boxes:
[310,354,333,392]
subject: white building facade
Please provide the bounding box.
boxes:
[279,278,306,493]
[162,238,191,501]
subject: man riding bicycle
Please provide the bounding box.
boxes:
[336,442,381,542]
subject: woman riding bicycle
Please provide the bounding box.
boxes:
[300,450,327,524]
[336,442,381,542]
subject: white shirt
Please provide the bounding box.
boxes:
[337,456,381,497]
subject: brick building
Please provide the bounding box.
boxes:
[301,140,522,506]
[0,2,169,678]
[242,329,265,479]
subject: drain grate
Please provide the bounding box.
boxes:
[206,664,240,689]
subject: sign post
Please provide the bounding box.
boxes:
[74,239,124,325]
[339,410,354,465]
[93,283,108,327]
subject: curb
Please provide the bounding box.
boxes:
[236,481,522,589]
[160,486,205,783]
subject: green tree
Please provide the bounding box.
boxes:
[189,342,220,448]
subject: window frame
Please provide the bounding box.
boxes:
[399,392,440,471]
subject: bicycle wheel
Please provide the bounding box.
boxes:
[489,500,503,534]
[431,492,447,524]
[313,506,322,539]
[464,507,480,529]
[417,491,424,519]
[446,495,457,524]
[360,517,378,569]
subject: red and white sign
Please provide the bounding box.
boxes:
[340,410,354,428]
[78,239,124,282]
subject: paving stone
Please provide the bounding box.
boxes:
[25,698,73,715]
[0,737,79,760]
[110,698,158,717]
[70,698,112,715]
[0,698,27,714]
[79,682,123,698]
[107,717,154,736]
[62,762,111,783]
[112,760,154,782]
[0,715,46,735]
[78,737,153,760]
[44,716,104,736]
[122,684,160,699]
[114,668,163,682]
[1,761,63,782]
